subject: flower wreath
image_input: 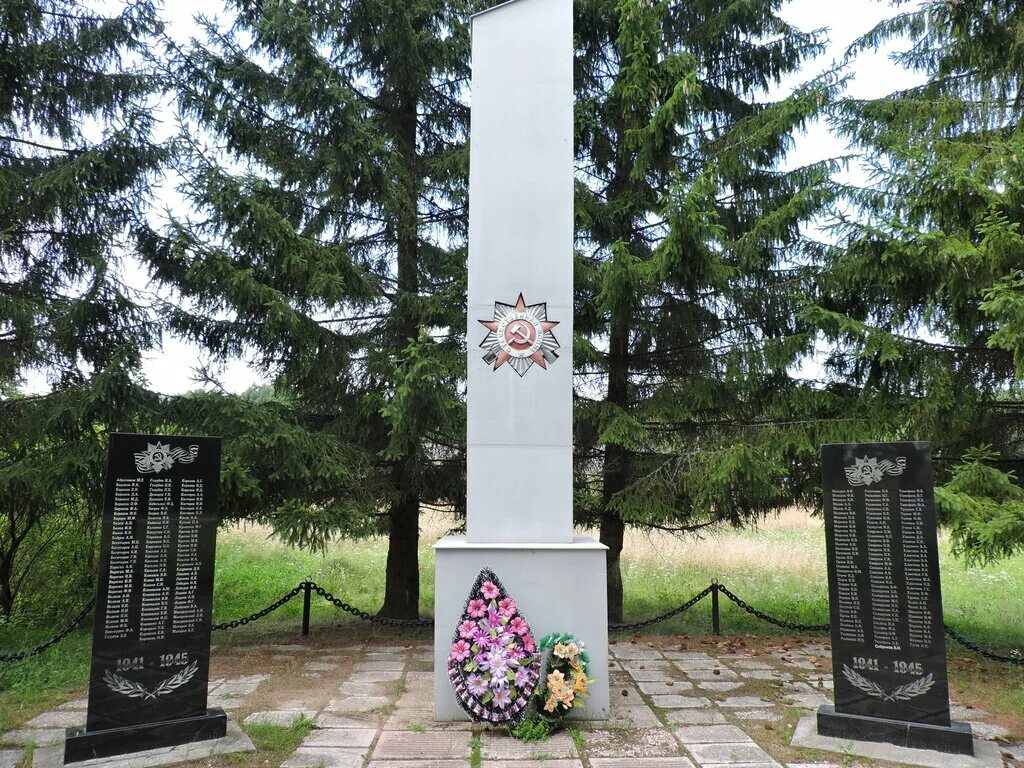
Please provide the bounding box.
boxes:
[447,568,541,724]
[534,632,593,721]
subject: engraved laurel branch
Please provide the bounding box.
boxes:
[844,456,907,487]
[842,664,934,702]
[103,660,198,701]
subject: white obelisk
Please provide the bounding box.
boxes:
[434,0,610,720]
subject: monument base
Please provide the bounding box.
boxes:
[816,705,974,755]
[433,536,609,721]
[63,709,228,764]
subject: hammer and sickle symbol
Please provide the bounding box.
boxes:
[508,321,533,345]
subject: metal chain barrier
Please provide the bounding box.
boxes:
[609,585,715,631]
[716,583,831,633]
[211,584,305,631]
[310,583,435,627]
[5,581,1024,666]
[0,597,96,663]
[944,623,1024,665]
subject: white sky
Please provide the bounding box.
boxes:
[35,0,924,396]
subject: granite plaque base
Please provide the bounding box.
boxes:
[817,705,974,755]
[63,708,227,764]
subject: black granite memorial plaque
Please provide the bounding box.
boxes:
[817,441,972,754]
[64,433,225,763]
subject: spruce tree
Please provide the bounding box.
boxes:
[573,0,840,619]
[822,0,1024,564]
[154,0,474,618]
[0,0,165,615]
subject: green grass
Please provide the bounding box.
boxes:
[1,521,1022,733]
[242,715,315,759]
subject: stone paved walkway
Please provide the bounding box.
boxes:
[2,639,1020,768]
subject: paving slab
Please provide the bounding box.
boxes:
[324,696,390,713]
[590,760,696,768]
[966,720,1010,741]
[281,747,365,768]
[731,709,782,721]
[304,661,339,671]
[630,669,684,683]
[622,661,673,673]
[373,731,471,760]
[355,661,406,672]
[699,763,781,768]
[583,729,681,758]
[649,695,712,709]
[662,652,717,663]
[480,761,583,768]
[340,682,388,696]
[728,659,774,671]
[738,671,792,681]
[789,715,1002,768]
[780,693,831,711]
[0,749,24,768]
[479,731,578,759]
[0,729,64,747]
[670,661,727,671]
[695,682,745,692]
[317,713,381,729]
[684,741,777,764]
[685,668,739,681]
[56,700,89,711]
[369,762,469,768]
[30,721,255,768]
[25,711,84,728]
[664,710,729,726]
[243,710,317,727]
[638,682,694,695]
[303,728,377,748]
[349,671,403,683]
[612,644,666,660]
[673,725,754,745]
[606,705,665,729]
[718,696,774,708]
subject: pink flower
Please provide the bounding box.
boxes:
[458,620,477,640]
[515,666,534,688]
[509,617,528,636]
[498,598,517,617]
[466,673,488,697]
[480,581,500,600]
[522,634,536,653]
[468,599,487,618]
[492,687,512,709]
[449,640,471,662]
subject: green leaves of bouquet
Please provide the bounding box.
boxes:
[534,633,594,722]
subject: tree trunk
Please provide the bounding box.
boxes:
[380,88,422,620]
[380,485,420,619]
[600,305,630,622]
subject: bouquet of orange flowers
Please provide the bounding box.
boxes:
[534,633,594,723]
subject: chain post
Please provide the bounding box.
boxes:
[711,581,721,636]
[301,581,312,637]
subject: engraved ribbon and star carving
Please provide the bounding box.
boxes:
[134,442,199,474]
[478,293,560,377]
[844,455,907,487]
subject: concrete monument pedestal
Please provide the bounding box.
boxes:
[433,0,609,723]
[433,537,609,720]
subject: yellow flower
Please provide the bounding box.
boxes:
[571,673,590,695]
[554,642,579,660]
[544,694,558,713]
[547,669,565,686]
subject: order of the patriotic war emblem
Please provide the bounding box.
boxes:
[478,294,560,377]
